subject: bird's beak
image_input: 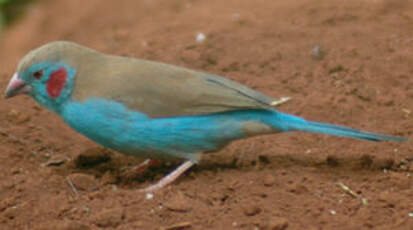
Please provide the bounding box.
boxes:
[4,73,31,99]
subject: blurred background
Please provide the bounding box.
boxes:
[0,0,34,34]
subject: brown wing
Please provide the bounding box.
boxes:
[72,55,277,118]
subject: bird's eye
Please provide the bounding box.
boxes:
[32,70,44,79]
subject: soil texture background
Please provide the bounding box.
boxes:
[0,0,412,229]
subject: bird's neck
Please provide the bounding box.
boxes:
[33,89,72,114]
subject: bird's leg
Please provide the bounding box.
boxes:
[141,160,195,192]
[270,96,291,107]
[124,158,160,177]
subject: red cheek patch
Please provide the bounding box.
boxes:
[46,67,67,98]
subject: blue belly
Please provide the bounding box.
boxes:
[60,99,277,161]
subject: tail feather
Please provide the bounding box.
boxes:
[275,112,407,142]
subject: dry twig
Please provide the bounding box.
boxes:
[337,182,368,206]
[160,222,192,230]
[66,177,79,198]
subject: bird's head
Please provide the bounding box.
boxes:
[4,41,89,112]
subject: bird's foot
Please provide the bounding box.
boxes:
[140,160,195,193]
[122,159,160,178]
[270,96,291,107]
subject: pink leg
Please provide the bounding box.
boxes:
[124,159,160,176]
[141,160,195,192]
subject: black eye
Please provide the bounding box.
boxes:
[32,70,44,79]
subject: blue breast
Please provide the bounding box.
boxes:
[60,98,278,162]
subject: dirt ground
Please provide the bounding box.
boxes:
[0,0,412,229]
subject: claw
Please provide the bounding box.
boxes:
[123,159,159,177]
[270,97,291,107]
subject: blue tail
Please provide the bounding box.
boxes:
[274,112,407,142]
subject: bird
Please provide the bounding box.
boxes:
[4,41,407,192]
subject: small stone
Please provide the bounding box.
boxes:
[92,208,124,228]
[32,105,42,111]
[243,205,261,216]
[6,109,31,124]
[42,155,69,167]
[7,109,19,120]
[67,173,98,192]
[402,108,411,115]
[160,221,192,230]
[263,175,276,186]
[195,33,206,42]
[145,193,154,200]
[16,114,31,124]
[164,193,192,212]
[312,45,325,60]
[268,217,289,230]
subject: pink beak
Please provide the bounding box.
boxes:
[4,73,32,99]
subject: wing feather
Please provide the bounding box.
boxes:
[72,55,277,118]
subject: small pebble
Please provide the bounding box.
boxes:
[160,221,191,230]
[196,33,206,43]
[312,45,324,60]
[263,175,276,186]
[243,205,261,216]
[145,193,154,200]
[92,208,124,228]
[164,193,192,212]
[16,114,31,124]
[268,217,289,230]
[42,155,69,167]
[7,109,19,119]
[67,173,98,192]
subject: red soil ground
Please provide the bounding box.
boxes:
[0,0,412,229]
